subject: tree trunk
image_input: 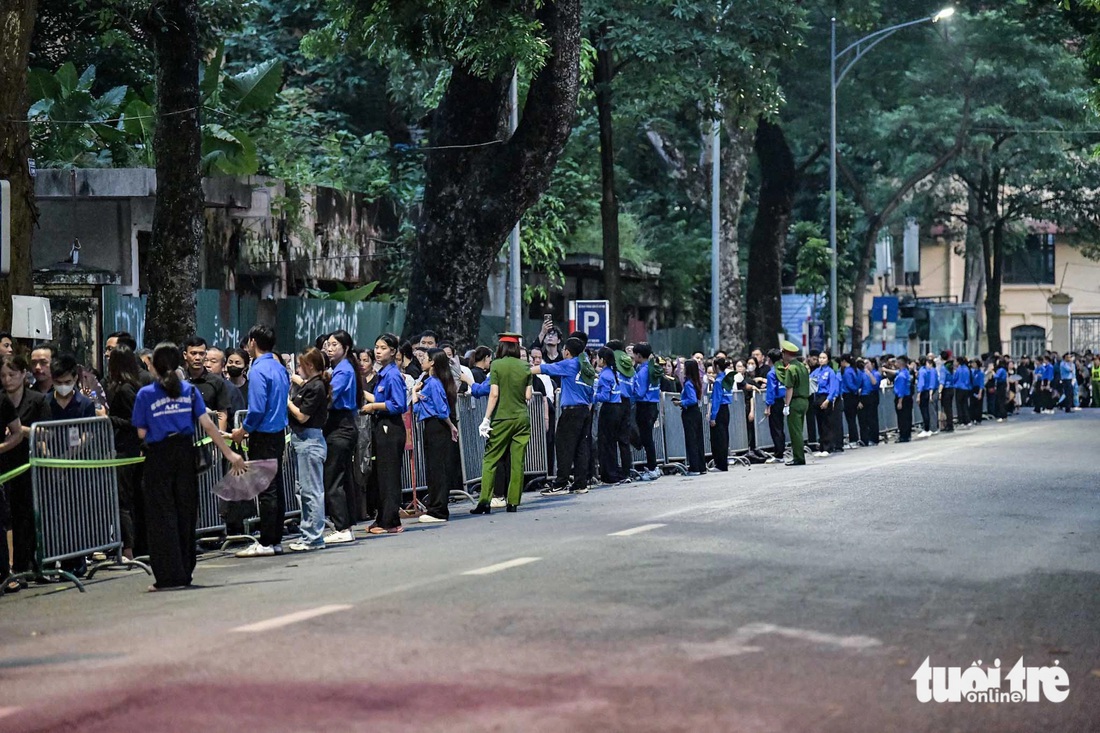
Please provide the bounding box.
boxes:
[594,22,621,340]
[985,221,1005,355]
[145,0,203,345]
[405,0,581,346]
[961,183,985,332]
[0,0,38,333]
[745,117,794,350]
[716,114,754,356]
[849,215,885,356]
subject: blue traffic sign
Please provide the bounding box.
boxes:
[570,300,609,348]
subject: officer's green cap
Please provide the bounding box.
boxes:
[781,340,800,354]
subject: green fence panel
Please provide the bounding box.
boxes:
[101,286,147,349]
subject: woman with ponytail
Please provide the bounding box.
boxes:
[132,343,244,591]
[360,333,407,533]
[594,347,627,484]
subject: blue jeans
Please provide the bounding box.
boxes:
[292,429,328,545]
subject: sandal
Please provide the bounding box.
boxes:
[368,525,403,535]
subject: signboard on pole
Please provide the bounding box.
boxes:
[11,295,52,340]
[568,300,609,348]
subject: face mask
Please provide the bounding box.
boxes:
[55,383,75,397]
[227,366,244,379]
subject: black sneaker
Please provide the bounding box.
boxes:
[540,485,570,496]
[784,459,806,466]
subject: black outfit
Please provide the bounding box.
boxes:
[812,395,835,452]
[248,431,286,547]
[188,370,232,425]
[554,405,591,490]
[323,408,357,532]
[941,387,955,432]
[896,395,913,442]
[597,403,629,483]
[829,394,845,453]
[856,393,876,446]
[919,391,932,433]
[710,403,730,471]
[373,414,406,529]
[143,433,199,588]
[843,390,861,445]
[635,401,659,471]
[107,380,145,554]
[767,402,786,455]
[681,404,706,473]
[422,417,453,519]
[955,388,971,426]
[2,389,50,573]
[291,377,329,431]
[995,381,1008,419]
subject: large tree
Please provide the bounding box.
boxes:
[311,0,582,345]
[145,0,204,344]
[0,0,38,332]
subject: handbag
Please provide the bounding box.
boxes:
[352,413,372,484]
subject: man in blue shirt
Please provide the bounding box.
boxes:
[534,337,595,495]
[708,357,733,471]
[46,354,98,421]
[629,342,662,481]
[953,356,972,428]
[890,356,914,442]
[1059,353,1076,413]
[970,358,986,424]
[231,325,290,557]
[763,349,787,462]
[839,354,862,449]
[916,356,936,437]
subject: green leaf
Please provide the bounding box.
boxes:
[56,63,79,97]
[122,99,155,139]
[27,99,54,119]
[328,281,379,302]
[200,43,225,103]
[304,287,331,300]
[27,68,59,102]
[77,64,97,92]
[223,59,284,114]
[98,86,128,115]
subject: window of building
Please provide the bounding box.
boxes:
[1004,233,1055,285]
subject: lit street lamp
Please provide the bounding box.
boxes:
[828,7,954,352]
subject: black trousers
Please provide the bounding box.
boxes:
[710,403,730,471]
[830,394,845,452]
[844,394,860,445]
[611,402,633,479]
[143,434,199,588]
[919,392,932,432]
[422,417,452,519]
[896,395,914,442]
[995,382,1008,419]
[857,394,875,445]
[869,390,881,440]
[635,401,659,471]
[681,404,706,473]
[117,459,145,554]
[955,389,971,425]
[597,403,627,483]
[7,469,35,573]
[970,393,983,423]
[373,417,406,529]
[248,430,286,547]
[555,406,592,490]
[767,402,786,454]
[323,411,357,531]
[813,394,834,452]
[941,388,955,431]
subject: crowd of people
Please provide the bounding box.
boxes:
[0,323,1095,595]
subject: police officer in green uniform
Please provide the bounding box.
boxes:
[471,333,533,515]
[776,340,810,466]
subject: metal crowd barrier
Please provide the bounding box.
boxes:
[728,390,750,453]
[659,392,688,472]
[455,392,551,496]
[15,416,150,591]
[233,410,299,543]
[630,402,668,471]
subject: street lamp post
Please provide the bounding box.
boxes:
[828,7,954,352]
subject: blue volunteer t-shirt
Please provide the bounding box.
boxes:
[132,380,207,444]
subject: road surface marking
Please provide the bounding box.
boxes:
[609,523,667,537]
[461,557,541,576]
[682,622,882,661]
[231,604,352,633]
[0,707,20,719]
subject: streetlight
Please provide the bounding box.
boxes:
[828,7,954,352]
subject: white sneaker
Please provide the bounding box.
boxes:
[765,457,780,464]
[812,451,829,458]
[996,418,1004,423]
[571,485,589,494]
[917,430,931,438]
[418,514,447,524]
[287,540,324,552]
[324,529,354,545]
[489,497,507,509]
[235,543,276,558]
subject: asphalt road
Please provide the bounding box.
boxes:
[1,410,1098,732]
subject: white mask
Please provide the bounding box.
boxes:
[54,383,75,397]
